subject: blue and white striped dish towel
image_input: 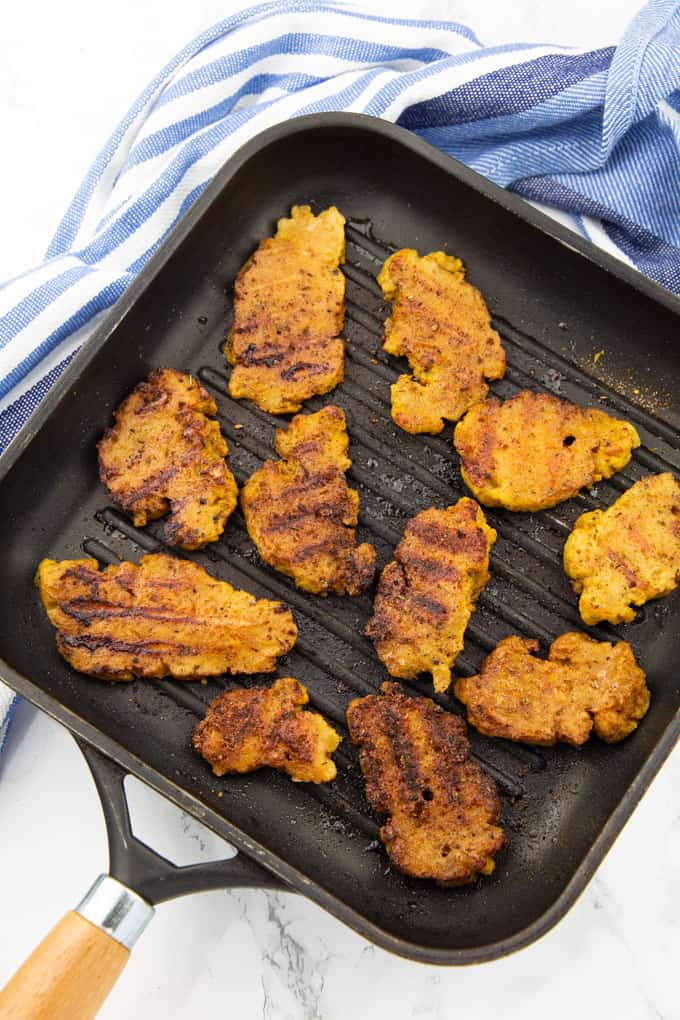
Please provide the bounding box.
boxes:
[1,0,679,750]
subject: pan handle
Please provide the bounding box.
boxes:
[0,743,294,1020]
[0,875,153,1020]
[79,740,290,903]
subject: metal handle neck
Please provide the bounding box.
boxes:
[76,875,154,950]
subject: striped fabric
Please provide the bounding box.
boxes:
[0,0,679,747]
[0,685,15,753]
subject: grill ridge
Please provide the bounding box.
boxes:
[345,222,395,262]
[342,262,384,298]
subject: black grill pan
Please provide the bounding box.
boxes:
[1,114,679,980]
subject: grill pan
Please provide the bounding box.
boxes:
[1,113,679,1002]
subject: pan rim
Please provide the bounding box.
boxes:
[1,112,679,965]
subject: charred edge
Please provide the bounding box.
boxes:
[397,551,462,586]
[280,362,329,381]
[382,699,429,816]
[58,633,194,656]
[240,343,285,368]
[255,497,351,534]
[59,600,210,629]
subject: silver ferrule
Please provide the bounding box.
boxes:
[76,875,154,950]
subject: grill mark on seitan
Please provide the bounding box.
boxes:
[279,362,328,381]
[58,634,196,657]
[409,592,448,616]
[59,600,223,629]
[262,498,347,534]
[112,466,179,504]
[248,469,339,506]
[382,699,426,812]
[240,345,285,368]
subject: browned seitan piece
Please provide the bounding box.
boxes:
[366,499,496,692]
[454,390,639,512]
[194,677,340,782]
[98,368,237,550]
[378,249,506,434]
[347,683,504,884]
[35,553,297,681]
[226,205,346,413]
[455,633,650,746]
[241,406,375,596]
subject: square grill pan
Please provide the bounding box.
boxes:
[1,114,679,965]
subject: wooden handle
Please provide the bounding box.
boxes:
[0,911,129,1020]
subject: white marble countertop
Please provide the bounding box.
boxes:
[1,3,679,1018]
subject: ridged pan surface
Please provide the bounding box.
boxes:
[1,116,679,964]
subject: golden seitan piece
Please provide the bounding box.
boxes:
[226,205,346,413]
[563,472,680,624]
[454,390,640,512]
[98,369,237,550]
[377,249,506,434]
[193,677,340,782]
[35,553,297,681]
[455,633,649,746]
[346,683,504,885]
[241,406,376,596]
[365,499,496,693]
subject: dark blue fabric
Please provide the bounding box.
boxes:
[399,48,615,128]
